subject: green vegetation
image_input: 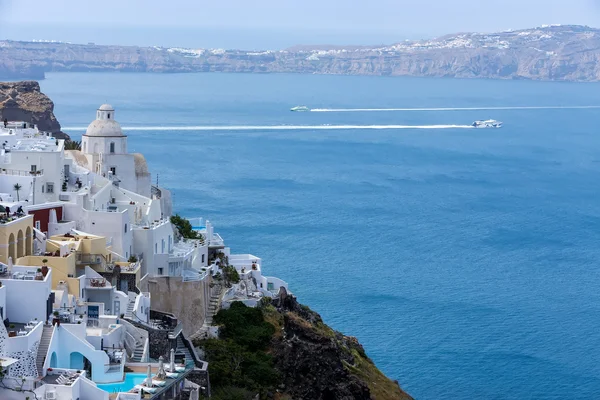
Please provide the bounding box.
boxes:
[222,265,240,286]
[195,302,279,400]
[64,140,82,150]
[128,255,138,263]
[13,183,21,201]
[170,214,204,243]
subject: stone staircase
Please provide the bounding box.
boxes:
[125,300,135,319]
[190,284,223,340]
[36,325,54,376]
[176,336,193,364]
[130,338,146,362]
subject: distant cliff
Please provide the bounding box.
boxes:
[3,25,600,81]
[0,81,69,139]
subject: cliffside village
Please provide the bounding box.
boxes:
[0,105,289,400]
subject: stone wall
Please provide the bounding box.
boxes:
[129,319,172,360]
[147,275,212,336]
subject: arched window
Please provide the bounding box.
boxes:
[110,142,115,153]
[107,113,111,119]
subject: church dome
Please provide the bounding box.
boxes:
[84,104,125,137]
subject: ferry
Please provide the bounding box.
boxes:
[472,119,502,128]
[290,106,310,112]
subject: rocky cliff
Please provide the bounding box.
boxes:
[0,81,69,139]
[3,25,600,81]
[195,295,412,400]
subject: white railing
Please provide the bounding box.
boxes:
[0,168,44,177]
[141,337,149,363]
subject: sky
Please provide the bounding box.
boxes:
[0,0,599,49]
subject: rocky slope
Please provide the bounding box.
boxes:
[271,293,412,400]
[195,293,412,400]
[4,25,600,81]
[0,81,69,139]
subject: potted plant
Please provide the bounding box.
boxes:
[8,324,15,337]
[41,259,49,277]
[35,268,43,280]
[52,311,60,327]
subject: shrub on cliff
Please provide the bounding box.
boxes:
[170,214,203,240]
[198,302,279,399]
[214,302,275,351]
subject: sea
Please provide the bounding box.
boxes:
[41,72,600,399]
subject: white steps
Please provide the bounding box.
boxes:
[36,325,54,377]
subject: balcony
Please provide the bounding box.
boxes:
[76,253,104,265]
[85,277,110,288]
[0,167,43,177]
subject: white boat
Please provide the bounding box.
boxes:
[290,106,310,112]
[472,119,502,128]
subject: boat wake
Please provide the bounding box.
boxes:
[63,124,475,131]
[310,105,600,112]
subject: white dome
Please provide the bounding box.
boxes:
[85,119,124,137]
[84,104,125,137]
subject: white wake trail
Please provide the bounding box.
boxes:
[63,124,475,131]
[310,105,600,112]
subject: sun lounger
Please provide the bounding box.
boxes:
[152,379,167,386]
[166,372,179,379]
[134,385,158,394]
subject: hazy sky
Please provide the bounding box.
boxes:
[1,0,600,49]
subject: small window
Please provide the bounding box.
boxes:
[30,165,37,172]
[35,221,40,230]
[110,167,116,176]
[155,243,158,254]
[201,254,205,263]
[107,113,111,119]
[41,185,45,193]
[110,142,115,153]
[46,183,54,193]
[124,224,128,233]
[158,267,163,275]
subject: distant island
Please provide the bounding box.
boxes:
[2,24,600,82]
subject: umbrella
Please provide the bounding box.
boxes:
[170,348,175,372]
[146,364,152,387]
[190,388,199,400]
[7,257,13,275]
[156,356,166,380]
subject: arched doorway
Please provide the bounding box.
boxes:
[50,352,57,368]
[8,233,15,261]
[25,226,32,255]
[16,230,23,258]
[69,352,85,369]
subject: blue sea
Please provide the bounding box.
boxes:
[41,72,600,399]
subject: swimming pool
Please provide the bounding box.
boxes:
[96,373,147,393]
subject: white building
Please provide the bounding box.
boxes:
[80,104,151,198]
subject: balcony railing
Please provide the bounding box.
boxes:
[76,253,104,265]
[0,168,43,177]
[85,278,108,288]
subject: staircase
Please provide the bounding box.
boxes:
[125,300,135,319]
[130,339,146,362]
[36,325,54,376]
[176,336,193,364]
[190,284,223,340]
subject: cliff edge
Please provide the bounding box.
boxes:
[0,81,69,139]
[195,294,412,400]
[3,25,600,81]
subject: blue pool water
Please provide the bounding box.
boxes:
[41,72,600,399]
[96,373,146,393]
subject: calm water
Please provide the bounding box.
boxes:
[42,73,600,399]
